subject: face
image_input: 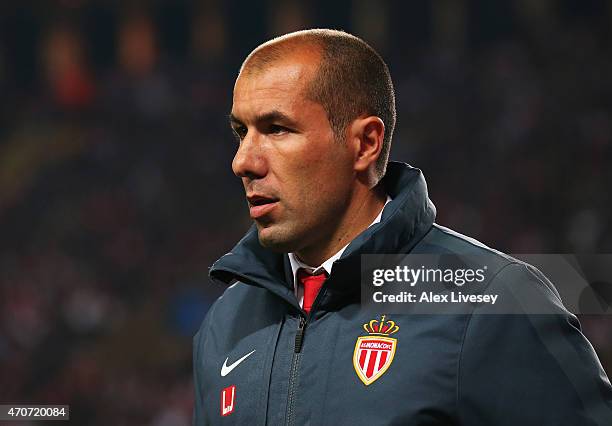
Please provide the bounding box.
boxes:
[230,54,357,253]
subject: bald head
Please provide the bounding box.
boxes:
[239,33,323,77]
[237,29,396,180]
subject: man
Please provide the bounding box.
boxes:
[193,29,612,425]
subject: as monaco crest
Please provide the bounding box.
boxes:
[353,315,399,386]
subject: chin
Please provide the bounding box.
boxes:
[256,224,301,253]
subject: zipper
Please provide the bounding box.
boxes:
[285,315,306,426]
[294,315,306,353]
[285,286,327,425]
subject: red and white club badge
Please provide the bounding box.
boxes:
[220,385,236,416]
[353,315,399,386]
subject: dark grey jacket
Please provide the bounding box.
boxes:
[193,162,612,425]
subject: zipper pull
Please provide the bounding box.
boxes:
[294,316,306,353]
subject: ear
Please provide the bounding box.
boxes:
[348,116,385,175]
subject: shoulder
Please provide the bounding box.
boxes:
[414,223,565,311]
[419,224,513,259]
[415,223,523,282]
[194,279,287,351]
[193,282,250,344]
[197,281,265,332]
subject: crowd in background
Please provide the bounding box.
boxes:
[0,1,611,424]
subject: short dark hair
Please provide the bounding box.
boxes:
[241,29,396,180]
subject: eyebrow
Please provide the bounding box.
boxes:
[229,110,297,128]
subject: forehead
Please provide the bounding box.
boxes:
[231,59,318,121]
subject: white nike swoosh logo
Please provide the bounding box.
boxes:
[221,349,256,377]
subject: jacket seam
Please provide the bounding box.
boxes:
[196,300,218,369]
[455,261,519,420]
[432,224,519,262]
[193,301,217,425]
[259,315,284,425]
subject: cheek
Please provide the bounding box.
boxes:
[273,133,353,202]
[296,158,353,206]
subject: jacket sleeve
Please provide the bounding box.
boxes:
[457,262,612,426]
[193,305,214,426]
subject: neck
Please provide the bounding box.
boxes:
[295,183,386,266]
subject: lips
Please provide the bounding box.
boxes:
[247,194,279,219]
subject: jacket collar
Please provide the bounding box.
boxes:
[209,162,436,309]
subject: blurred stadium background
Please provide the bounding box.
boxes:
[0,0,611,424]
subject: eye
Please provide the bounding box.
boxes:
[232,125,247,141]
[269,124,289,135]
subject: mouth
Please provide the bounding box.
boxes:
[247,194,280,219]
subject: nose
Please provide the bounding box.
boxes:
[231,132,267,180]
